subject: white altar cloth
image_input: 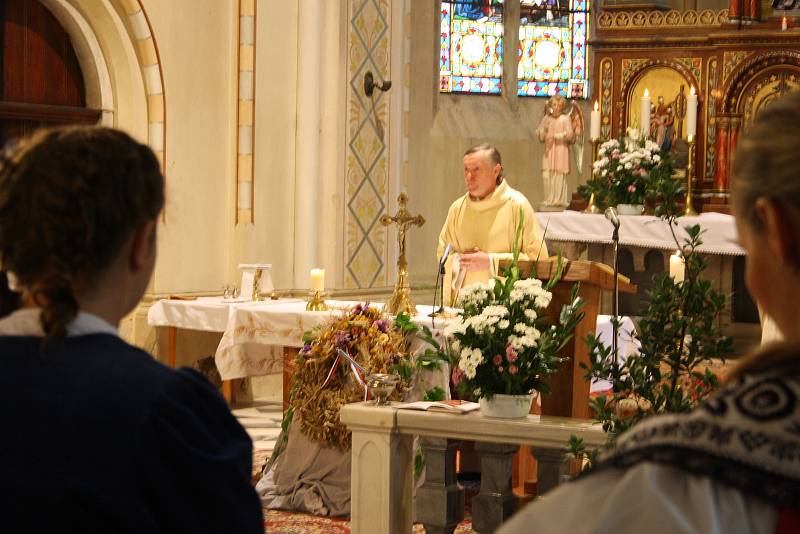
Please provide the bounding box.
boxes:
[147,296,304,333]
[214,301,457,380]
[535,211,745,256]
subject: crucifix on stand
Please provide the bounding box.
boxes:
[380,193,425,316]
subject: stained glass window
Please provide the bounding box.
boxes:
[439,1,504,94]
[517,0,590,98]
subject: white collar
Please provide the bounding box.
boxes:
[0,308,118,337]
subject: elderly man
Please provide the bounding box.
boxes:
[438,144,548,305]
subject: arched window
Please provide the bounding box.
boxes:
[518,0,590,98]
[439,1,504,94]
[439,0,590,98]
[0,0,101,147]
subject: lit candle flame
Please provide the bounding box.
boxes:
[594,101,599,111]
[690,86,696,96]
[644,89,649,98]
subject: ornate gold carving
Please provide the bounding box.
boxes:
[597,9,727,29]
[706,58,719,181]
[675,58,703,83]
[601,58,614,140]
[621,58,648,90]
[723,51,750,86]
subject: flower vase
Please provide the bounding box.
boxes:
[616,203,644,216]
[479,393,536,419]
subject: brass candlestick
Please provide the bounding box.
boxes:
[683,137,698,217]
[306,290,329,311]
[380,193,425,316]
[252,267,263,301]
[584,138,601,214]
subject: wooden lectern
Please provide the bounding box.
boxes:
[500,259,636,419]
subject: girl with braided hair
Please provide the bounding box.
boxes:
[0,126,262,533]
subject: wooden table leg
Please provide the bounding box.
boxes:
[222,379,234,405]
[167,326,177,368]
[282,347,299,412]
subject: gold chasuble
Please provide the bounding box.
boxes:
[437,179,549,304]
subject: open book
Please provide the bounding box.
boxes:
[394,399,480,414]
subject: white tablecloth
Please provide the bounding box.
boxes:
[148,297,639,386]
[214,300,458,380]
[591,315,639,393]
[535,211,745,256]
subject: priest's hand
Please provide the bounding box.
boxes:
[460,249,490,271]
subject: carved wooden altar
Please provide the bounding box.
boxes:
[592,4,800,212]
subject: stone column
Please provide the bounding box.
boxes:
[416,438,464,534]
[349,426,414,534]
[472,442,520,534]
[293,0,322,288]
[530,446,567,495]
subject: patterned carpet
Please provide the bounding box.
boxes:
[264,509,475,533]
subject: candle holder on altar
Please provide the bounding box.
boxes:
[683,137,698,217]
[584,138,602,214]
[306,290,329,311]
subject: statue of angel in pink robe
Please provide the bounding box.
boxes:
[536,94,584,209]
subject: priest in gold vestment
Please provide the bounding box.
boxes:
[437,144,548,305]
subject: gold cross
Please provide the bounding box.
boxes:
[380,193,425,315]
[380,193,425,271]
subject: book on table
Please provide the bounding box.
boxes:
[394,399,480,414]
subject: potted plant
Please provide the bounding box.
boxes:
[579,127,673,214]
[444,212,585,418]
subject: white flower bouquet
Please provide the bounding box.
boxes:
[446,254,584,400]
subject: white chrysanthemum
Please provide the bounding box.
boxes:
[514,323,528,334]
[535,293,552,308]
[451,339,460,353]
[653,154,661,162]
[524,309,537,321]
[468,347,483,366]
[444,319,467,336]
[482,305,509,317]
[498,319,510,329]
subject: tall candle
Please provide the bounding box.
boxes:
[669,252,685,283]
[641,89,651,139]
[590,101,601,140]
[310,268,325,292]
[686,86,698,139]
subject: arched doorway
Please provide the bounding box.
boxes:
[0,0,101,146]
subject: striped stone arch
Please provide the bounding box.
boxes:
[38,0,167,203]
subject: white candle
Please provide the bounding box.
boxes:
[782,17,788,31]
[310,268,325,292]
[641,89,651,139]
[590,101,601,140]
[669,252,685,283]
[686,86,698,139]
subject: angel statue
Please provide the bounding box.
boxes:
[536,94,584,210]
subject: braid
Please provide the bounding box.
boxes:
[0,126,164,339]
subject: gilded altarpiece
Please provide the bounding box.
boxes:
[593,7,800,211]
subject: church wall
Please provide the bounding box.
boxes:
[231,2,300,291]
[405,3,593,286]
[139,0,238,294]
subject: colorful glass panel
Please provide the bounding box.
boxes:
[440,1,504,94]
[517,0,590,98]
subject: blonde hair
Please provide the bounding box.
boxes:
[732,92,800,230]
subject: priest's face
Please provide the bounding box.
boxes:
[463,151,501,200]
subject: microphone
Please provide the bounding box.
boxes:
[439,243,453,269]
[604,206,620,229]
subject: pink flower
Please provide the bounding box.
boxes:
[627,184,637,193]
[505,345,518,362]
[611,149,620,159]
[509,365,519,375]
[493,354,503,366]
[451,366,464,386]
[637,168,647,176]
[498,366,504,373]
